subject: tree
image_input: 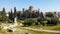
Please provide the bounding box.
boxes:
[14,7,17,18]
[2,8,6,22]
[37,17,47,26]
[9,9,13,21]
[40,12,44,18]
[45,12,54,17]
[37,8,40,16]
[0,11,3,21]
[17,11,21,20]
[23,18,36,26]
[45,12,58,26]
[47,17,58,26]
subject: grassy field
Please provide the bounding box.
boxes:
[0,26,60,34]
[0,22,60,34]
[28,24,60,31]
[20,27,60,34]
[0,29,9,34]
[0,27,60,34]
[0,28,21,34]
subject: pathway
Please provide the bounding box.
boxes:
[21,27,60,33]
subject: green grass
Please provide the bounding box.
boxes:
[0,22,60,34]
[0,29,9,34]
[20,27,60,34]
[29,24,60,31]
[0,27,60,34]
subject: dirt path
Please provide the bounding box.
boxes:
[21,27,60,33]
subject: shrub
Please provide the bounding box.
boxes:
[22,18,37,26]
[57,20,60,24]
[47,17,58,26]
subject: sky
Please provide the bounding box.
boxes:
[0,0,60,12]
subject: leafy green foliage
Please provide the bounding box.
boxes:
[45,12,55,17]
[23,18,37,26]
[47,17,58,26]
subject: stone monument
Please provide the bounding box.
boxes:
[14,17,17,23]
[13,17,17,26]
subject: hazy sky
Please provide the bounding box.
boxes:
[0,0,60,12]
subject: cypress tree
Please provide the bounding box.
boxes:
[14,7,17,18]
[9,9,13,21]
[2,8,6,22]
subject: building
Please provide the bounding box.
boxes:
[29,6,35,13]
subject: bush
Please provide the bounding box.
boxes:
[37,17,48,26]
[47,17,58,26]
[45,12,54,17]
[57,20,60,24]
[22,18,37,26]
